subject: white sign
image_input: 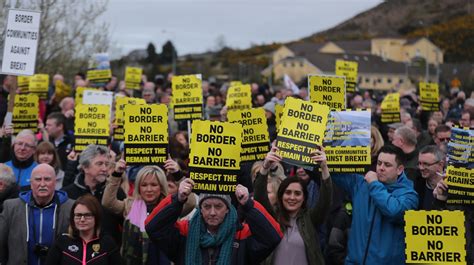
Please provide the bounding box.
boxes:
[1,9,41,76]
[82,90,114,107]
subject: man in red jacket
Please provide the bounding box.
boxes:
[145,178,283,265]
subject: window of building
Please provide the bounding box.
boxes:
[283,62,287,67]
[387,78,392,83]
[300,62,304,67]
[399,78,404,84]
[291,62,295,67]
[378,78,382,83]
[365,78,370,83]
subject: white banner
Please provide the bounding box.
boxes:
[1,9,41,76]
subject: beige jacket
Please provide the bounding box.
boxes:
[102,176,196,218]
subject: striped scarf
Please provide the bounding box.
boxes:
[185,206,237,265]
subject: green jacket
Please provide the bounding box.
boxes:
[253,172,332,265]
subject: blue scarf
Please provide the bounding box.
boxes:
[185,206,237,265]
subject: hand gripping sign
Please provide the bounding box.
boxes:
[276,97,330,171]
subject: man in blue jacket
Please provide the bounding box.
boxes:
[332,145,418,264]
[0,164,74,265]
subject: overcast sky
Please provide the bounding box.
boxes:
[102,0,383,58]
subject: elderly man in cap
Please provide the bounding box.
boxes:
[145,178,282,265]
[0,164,73,265]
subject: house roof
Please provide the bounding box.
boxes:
[304,53,406,75]
[287,42,325,57]
[332,40,372,54]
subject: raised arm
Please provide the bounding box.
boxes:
[253,144,282,218]
[235,184,283,264]
[308,147,333,226]
[145,178,194,262]
[101,159,127,215]
[365,171,418,222]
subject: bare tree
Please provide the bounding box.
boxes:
[1,0,110,79]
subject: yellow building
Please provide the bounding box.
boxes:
[263,37,443,90]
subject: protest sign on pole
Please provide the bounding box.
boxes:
[405,210,466,264]
[189,120,242,194]
[381,92,401,123]
[123,104,168,165]
[82,90,114,110]
[446,126,474,205]
[309,74,346,110]
[124,66,142,90]
[323,109,371,173]
[172,74,203,120]
[12,94,38,134]
[335,60,357,93]
[1,9,41,76]
[419,82,440,111]
[226,84,252,110]
[227,108,270,162]
[74,105,110,152]
[74,87,98,106]
[28,73,49,100]
[86,53,112,87]
[17,76,31,93]
[114,97,146,141]
[276,97,330,171]
[275,103,284,132]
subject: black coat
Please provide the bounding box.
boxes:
[62,173,126,245]
[45,234,121,265]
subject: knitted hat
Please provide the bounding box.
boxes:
[263,102,276,115]
[198,193,232,209]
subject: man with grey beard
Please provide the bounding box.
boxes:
[62,144,126,244]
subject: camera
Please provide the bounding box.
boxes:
[34,244,49,257]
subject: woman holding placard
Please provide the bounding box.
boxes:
[254,145,333,265]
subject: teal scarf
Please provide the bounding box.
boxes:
[185,206,237,265]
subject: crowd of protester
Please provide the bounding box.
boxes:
[0,72,473,265]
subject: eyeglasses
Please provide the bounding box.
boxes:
[15,141,36,149]
[418,161,440,168]
[73,213,94,220]
[437,137,450,142]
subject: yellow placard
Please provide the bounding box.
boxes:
[405,210,466,264]
[172,74,203,120]
[420,82,440,111]
[87,69,112,83]
[75,87,98,106]
[226,84,252,110]
[113,97,146,141]
[189,120,242,194]
[335,60,358,93]
[123,104,168,165]
[276,97,330,170]
[446,166,474,205]
[275,103,284,132]
[17,76,31,93]
[230,81,242,87]
[125,67,142,90]
[227,108,270,162]
[381,92,400,123]
[54,80,72,102]
[309,75,346,110]
[12,94,39,134]
[29,74,49,99]
[74,104,110,151]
